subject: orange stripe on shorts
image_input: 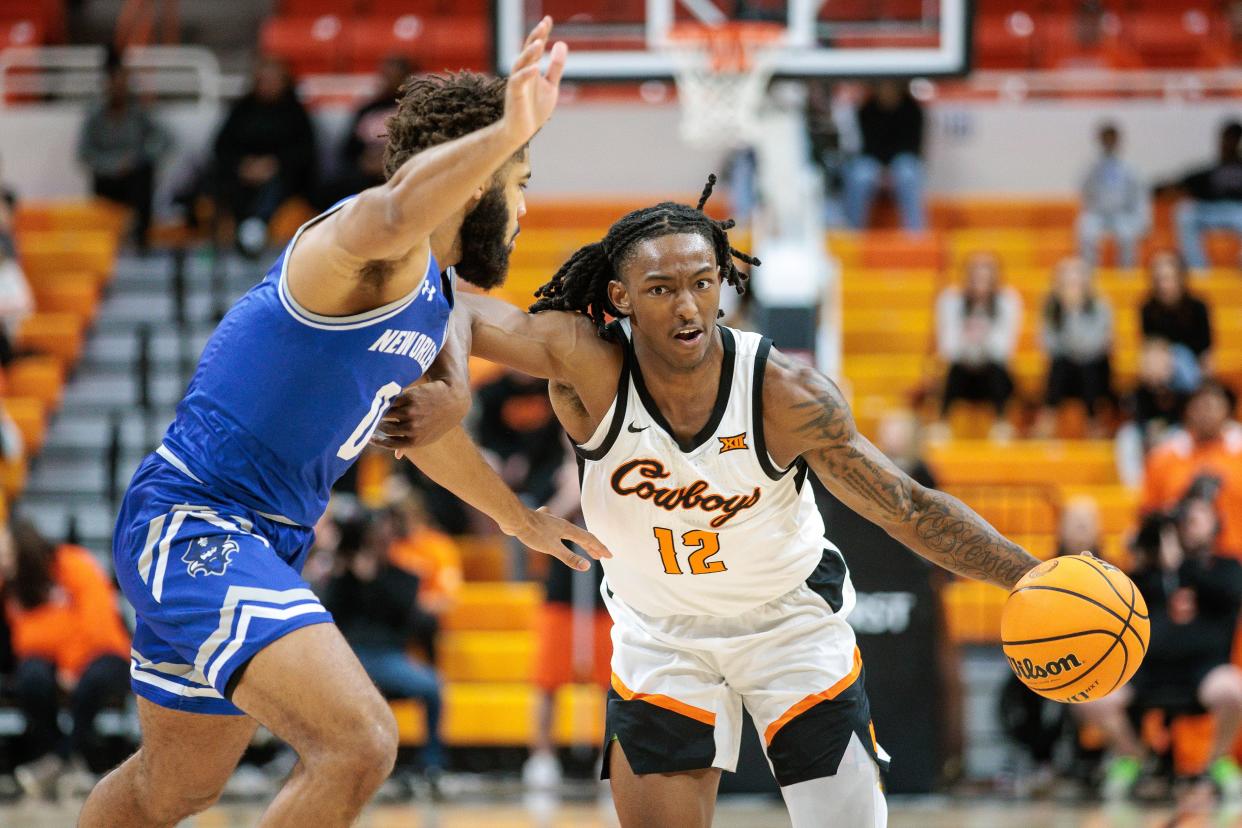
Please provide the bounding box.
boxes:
[763,647,863,746]
[611,672,717,727]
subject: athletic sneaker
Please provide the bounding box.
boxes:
[1209,756,1242,802]
[1101,756,1141,801]
[522,750,562,790]
[14,754,64,800]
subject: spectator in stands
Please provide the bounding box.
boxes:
[935,251,1023,439]
[1143,379,1242,558]
[1173,121,1242,270]
[0,151,16,257]
[317,56,413,210]
[875,409,937,488]
[477,370,567,508]
[319,512,445,785]
[384,488,462,619]
[1077,123,1148,268]
[523,457,612,790]
[213,56,315,258]
[841,80,926,231]
[0,518,130,799]
[1035,257,1113,438]
[1074,498,1242,802]
[999,499,1102,794]
[1141,250,1213,392]
[1115,339,1189,487]
[76,49,170,254]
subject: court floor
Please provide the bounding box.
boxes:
[4,796,1240,827]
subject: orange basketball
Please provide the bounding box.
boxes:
[1001,554,1150,704]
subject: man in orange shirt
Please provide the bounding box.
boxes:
[1143,380,1242,558]
[0,518,130,798]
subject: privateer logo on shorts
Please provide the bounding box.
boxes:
[182,536,239,577]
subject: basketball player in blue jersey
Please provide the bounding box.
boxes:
[80,19,609,827]
[386,179,1042,827]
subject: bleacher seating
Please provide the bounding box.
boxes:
[4,199,118,498]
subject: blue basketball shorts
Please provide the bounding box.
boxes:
[113,454,333,715]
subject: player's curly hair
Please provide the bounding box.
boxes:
[383,71,510,179]
[529,175,758,338]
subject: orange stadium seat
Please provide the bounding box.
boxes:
[0,17,42,48]
[18,313,85,368]
[348,15,429,71]
[0,457,26,498]
[441,582,540,632]
[279,0,363,14]
[260,15,349,75]
[6,355,65,410]
[0,0,63,42]
[14,199,129,236]
[974,13,1036,70]
[439,631,535,682]
[17,231,117,287]
[28,271,101,324]
[2,397,46,454]
[1036,14,1139,70]
[1125,9,1228,69]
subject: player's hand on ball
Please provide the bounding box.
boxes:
[507,506,611,571]
[502,16,567,145]
[371,378,471,454]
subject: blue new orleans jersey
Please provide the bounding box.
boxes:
[158,199,454,527]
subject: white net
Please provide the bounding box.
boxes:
[660,25,784,150]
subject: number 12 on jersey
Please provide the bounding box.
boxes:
[654,527,727,575]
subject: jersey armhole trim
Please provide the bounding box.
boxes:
[574,341,631,462]
[277,197,431,331]
[752,337,795,482]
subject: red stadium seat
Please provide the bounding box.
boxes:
[348,14,429,71]
[974,12,1036,69]
[279,0,363,15]
[422,16,490,72]
[260,15,349,75]
[878,0,929,21]
[0,18,43,48]
[1036,12,1138,69]
[1125,9,1228,68]
[0,0,62,42]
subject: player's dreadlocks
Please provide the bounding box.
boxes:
[529,175,760,337]
[383,72,509,179]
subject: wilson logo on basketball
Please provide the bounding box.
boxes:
[1007,653,1083,681]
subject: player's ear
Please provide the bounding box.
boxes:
[607,279,631,316]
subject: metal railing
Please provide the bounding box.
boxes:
[0,44,227,108]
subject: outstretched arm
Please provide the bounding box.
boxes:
[291,18,566,285]
[395,424,610,571]
[764,350,1039,589]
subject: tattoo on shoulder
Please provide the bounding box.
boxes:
[784,361,1035,588]
[787,369,915,523]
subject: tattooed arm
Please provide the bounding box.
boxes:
[763,349,1039,589]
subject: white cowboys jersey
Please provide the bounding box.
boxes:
[576,320,855,618]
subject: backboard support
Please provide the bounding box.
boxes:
[494,0,973,81]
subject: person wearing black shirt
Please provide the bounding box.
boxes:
[1072,497,1242,801]
[319,513,445,777]
[213,57,316,257]
[316,56,412,210]
[1141,250,1213,392]
[1174,122,1242,269]
[842,80,926,230]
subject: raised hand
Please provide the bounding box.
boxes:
[508,506,611,571]
[501,16,568,146]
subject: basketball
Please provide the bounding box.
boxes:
[1001,554,1150,704]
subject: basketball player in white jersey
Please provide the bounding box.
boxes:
[391,178,1042,827]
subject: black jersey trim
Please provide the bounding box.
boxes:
[573,321,630,462]
[752,337,798,481]
[629,325,736,454]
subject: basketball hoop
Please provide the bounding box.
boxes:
[660,22,785,150]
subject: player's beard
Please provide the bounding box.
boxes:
[456,185,513,290]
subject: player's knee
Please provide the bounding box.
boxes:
[309,702,399,788]
[137,774,227,823]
